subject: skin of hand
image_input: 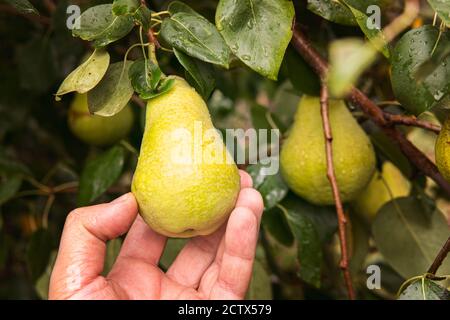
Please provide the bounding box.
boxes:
[49,170,264,300]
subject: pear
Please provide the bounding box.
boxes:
[352,161,411,222]
[132,77,240,238]
[436,116,450,182]
[68,93,134,146]
[280,95,376,205]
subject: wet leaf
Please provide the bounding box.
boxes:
[112,0,140,16]
[174,48,215,100]
[73,4,134,48]
[161,11,231,68]
[247,159,288,210]
[285,207,323,288]
[216,0,295,80]
[391,26,450,115]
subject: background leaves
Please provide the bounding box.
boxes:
[77,145,126,206]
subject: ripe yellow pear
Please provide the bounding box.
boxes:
[436,117,450,182]
[280,96,376,205]
[352,161,411,222]
[131,77,240,238]
[68,93,134,146]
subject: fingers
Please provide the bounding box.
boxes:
[113,215,167,266]
[165,171,257,289]
[199,188,263,299]
[239,170,253,189]
[49,193,138,299]
[209,188,263,299]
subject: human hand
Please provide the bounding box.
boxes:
[49,170,264,300]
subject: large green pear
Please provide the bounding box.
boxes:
[352,161,411,222]
[280,96,376,205]
[436,116,450,182]
[132,77,240,238]
[68,93,134,146]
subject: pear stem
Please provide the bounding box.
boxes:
[319,84,356,300]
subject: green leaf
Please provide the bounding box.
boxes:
[0,153,31,176]
[283,48,320,96]
[262,206,294,246]
[281,193,338,243]
[138,77,176,100]
[285,207,323,288]
[112,0,140,16]
[133,5,152,31]
[0,174,22,205]
[73,4,134,48]
[103,238,122,275]
[161,12,231,68]
[168,1,197,15]
[246,159,288,210]
[174,48,215,100]
[345,3,391,59]
[26,228,52,282]
[399,278,450,300]
[216,0,295,80]
[129,59,162,97]
[373,196,450,279]
[246,257,273,300]
[428,0,450,26]
[35,251,57,300]
[391,25,450,115]
[328,38,378,98]
[77,145,126,206]
[4,0,38,14]
[307,0,356,26]
[271,81,301,130]
[159,238,187,270]
[88,61,134,116]
[414,43,450,81]
[55,49,110,100]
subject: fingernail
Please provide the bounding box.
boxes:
[111,193,130,204]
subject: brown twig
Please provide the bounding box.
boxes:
[320,84,355,300]
[427,236,450,276]
[291,27,450,197]
[131,95,146,108]
[384,113,441,133]
[0,4,50,26]
[43,0,56,13]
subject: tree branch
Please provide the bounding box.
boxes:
[291,27,450,197]
[383,113,441,134]
[427,236,450,276]
[0,4,50,26]
[320,84,355,300]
